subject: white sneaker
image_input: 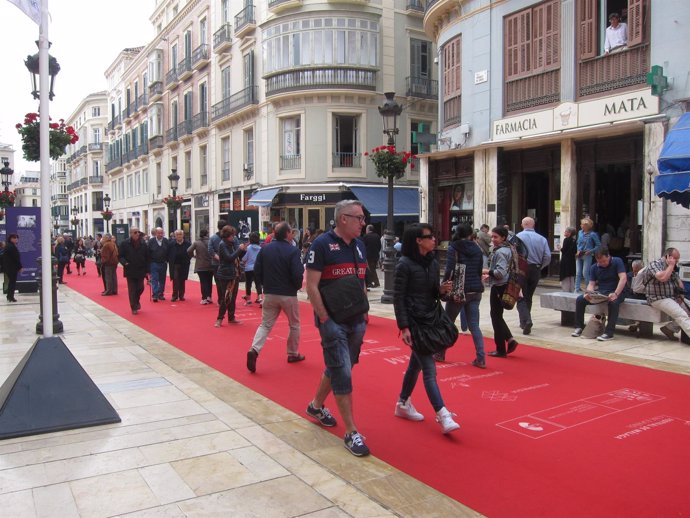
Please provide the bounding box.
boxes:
[395,398,424,421]
[436,407,460,433]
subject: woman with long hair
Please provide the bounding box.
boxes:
[188,228,214,304]
[214,225,247,327]
[559,226,578,292]
[574,217,600,292]
[393,223,460,434]
[2,234,22,302]
[483,226,518,358]
[73,238,87,275]
[55,236,70,284]
[443,224,486,368]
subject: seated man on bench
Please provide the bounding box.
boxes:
[571,247,628,341]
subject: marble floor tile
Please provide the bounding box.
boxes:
[139,463,196,505]
[0,488,36,517]
[139,430,250,465]
[33,482,80,518]
[108,385,189,410]
[170,451,262,496]
[70,469,159,518]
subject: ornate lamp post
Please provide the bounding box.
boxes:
[70,205,79,237]
[53,217,60,237]
[24,41,60,101]
[167,169,180,234]
[378,92,403,304]
[0,159,14,221]
[102,193,112,233]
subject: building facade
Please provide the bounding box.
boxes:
[422,0,690,263]
[50,157,68,235]
[65,91,109,237]
[14,172,40,208]
[103,0,437,239]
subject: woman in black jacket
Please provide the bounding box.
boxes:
[558,226,577,292]
[2,234,22,302]
[393,223,460,434]
[443,224,486,368]
[215,225,247,327]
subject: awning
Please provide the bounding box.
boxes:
[348,185,420,221]
[656,113,690,208]
[247,187,280,207]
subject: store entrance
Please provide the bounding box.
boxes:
[523,171,552,240]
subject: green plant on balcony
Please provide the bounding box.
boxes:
[101,210,113,221]
[162,195,184,209]
[364,145,416,180]
[16,112,79,162]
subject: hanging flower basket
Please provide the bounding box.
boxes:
[16,112,78,162]
[0,209,4,221]
[101,210,113,221]
[0,190,16,207]
[163,195,184,209]
[364,145,416,180]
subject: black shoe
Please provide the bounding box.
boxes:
[507,339,519,354]
[7,298,17,303]
[523,323,532,335]
[159,296,166,301]
[287,353,305,363]
[489,351,507,358]
[247,349,258,373]
[171,297,178,302]
[228,319,242,324]
[152,297,158,302]
[179,297,185,301]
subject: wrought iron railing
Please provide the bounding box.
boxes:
[165,127,178,143]
[149,135,164,150]
[165,67,179,86]
[332,152,361,168]
[192,111,209,131]
[213,23,232,50]
[148,81,163,98]
[177,119,193,138]
[266,66,377,95]
[192,44,209,67]
[280,154,301,170]
[235,4,255,33]
[406,76,438,99]
[88,176,103,184]
[88,143,103,152]
[211,86,258,120]
[177,56,192,77]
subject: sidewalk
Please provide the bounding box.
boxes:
[0,276,689,517]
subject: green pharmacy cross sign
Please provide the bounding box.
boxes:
[646,65,669,97]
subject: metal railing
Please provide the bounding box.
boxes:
[332,152,361,168]
[165,127,178,143]
[425,0,439,11]
[266,66,377,95]
[578,44,649,98]
[148,81,163,98]
[149,135,164,150]
[406,0,424,11]
[137,93,148,109]
[88,143,103,152]
[177,56,192,78]
[213,23,232,50]
[211,85,258,121]
[177,119,193,138]
[192,111,209,131]
[192,44,209,68]
[406,76,438,99]
[280,154,301,170]
[235,4,255,33]
[88,176,103,184]
[108,114,121,131]
[136,141,149,157]
[165,67,179,87]
[106,157,122,172]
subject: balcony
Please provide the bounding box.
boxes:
[213,23,232,53]
[79,177,88,186]
[268,0,302,12]
[177,119,193,139]
[165,67,179,89]
[137,93,148,111]
[578,44,650,99]
[505,69,560,113]
[148,81,163,102]
[88,176,103,185]
[192,44,210,70]
[405,0,424,14]
[88,143,104,152]
[327,0,368,4]
[149,135,164,151]
[106,156,123,172]
[108,114,121,132]
[136,141,149,157]
[123,149,136,164]
[67,180,80,191]
[51,193,68,202]
[212,85,258,122]
[265,66,377,96]
[280,154,301,170]
[333,152,361,168]
[178,56,193,81]
[192,111,209,132]
[234,5,255,38]
[406,76,438,99]
[125,104,135,121]
[165,127,178,144]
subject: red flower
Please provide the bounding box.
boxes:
[15,123,22,129]
[49,123,59,129]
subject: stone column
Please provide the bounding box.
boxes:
[643,120,666,263]
[474,147,498,229]
[560,139,577,230]
[419,157,429,223]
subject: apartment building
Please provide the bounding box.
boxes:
[14,172,40,208]
[50,157,68,235]
[422,0,690,262]
[64,91,109,237]
[104,0,437,239]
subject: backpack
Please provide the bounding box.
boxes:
[631,267,649,294]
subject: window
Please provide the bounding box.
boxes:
[143,169,149,194]
[221,137,231,181]
[200,18,207,44]
[93,160,101,176]
[505,0,560,79]
[93,128,101,144]
[200,145,208,186]
[410,39,431,80]
[184,151,192,190]
[184,30,192,58]
[578,0,646,59]
[134,171,141,196]
[281,116,301,170]
[221,66,231,99]
[442,36,461,128]
[333,115,359,167]
[149,104,162,136]
[127,175,133,198]
[244,128,254,178]
[221,0,229,24]
[171,100,178,129]
[92,107,100,117]
[243,51,254,88]
[118,178,124,200]
[156,162,162,195]
[171,43,178,69]
[184,91,193,121]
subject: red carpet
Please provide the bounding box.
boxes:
[68,270,690,517]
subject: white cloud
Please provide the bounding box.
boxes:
[0,0,153,173]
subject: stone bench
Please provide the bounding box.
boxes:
[540,291,672,338]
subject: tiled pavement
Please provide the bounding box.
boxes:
[0,273,689,517]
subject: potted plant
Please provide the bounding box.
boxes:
[364,145,416,179]
[162,195,184,209]
[101,209,113,221]
[16,112,79,162]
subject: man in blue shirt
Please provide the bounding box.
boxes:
[516,217,552,335]
[571,248,628,341]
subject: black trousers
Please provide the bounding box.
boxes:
[365,259,380,287]
[216,277,239,321]
[6,273,17,300]
[172,264,187,299]
[516,264,542,327]
[198,270,213,300]
[490,284,514,354]
[126,276,145,310]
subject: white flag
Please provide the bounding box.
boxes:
[7,0,41,24]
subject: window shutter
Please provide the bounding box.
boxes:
[578,0,597,59]
[544,0,560,69]
[410,39,421,78]
[505,13,519,79]
[627,0,644,47]
[532,3,546,72]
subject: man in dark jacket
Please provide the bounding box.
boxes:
[168,230,191,302]
[119,227,150,314]
[148,227,170,302]
[246,222,305,373]
[362,224,382,288]
[208,219,227,304]
[2,234,23,302]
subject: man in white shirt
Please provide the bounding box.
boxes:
[605,12,627,54]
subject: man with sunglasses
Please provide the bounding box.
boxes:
[305,199,371,457]
[119,228,150,314]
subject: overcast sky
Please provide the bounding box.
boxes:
[0,0,154,174]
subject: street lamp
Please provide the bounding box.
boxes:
[103,193,111,233]
[71,206,79,237]
[378,92,403,304]
[53,217,60,236]
[24,41,60,101]
[0,160,14,221]
[167,169,180,234]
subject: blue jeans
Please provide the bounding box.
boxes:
[575,292,626,336]
[575,254,593,292]
[399,350,444,412]
[150,262,167,298]
[445,294,485,362]
[317,316,366,395]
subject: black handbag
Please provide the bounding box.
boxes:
[319,244,369,324]
[409,301,459,355]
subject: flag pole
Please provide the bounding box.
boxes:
[39,0,53,337]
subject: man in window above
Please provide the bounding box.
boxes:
[604,12,627,54]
